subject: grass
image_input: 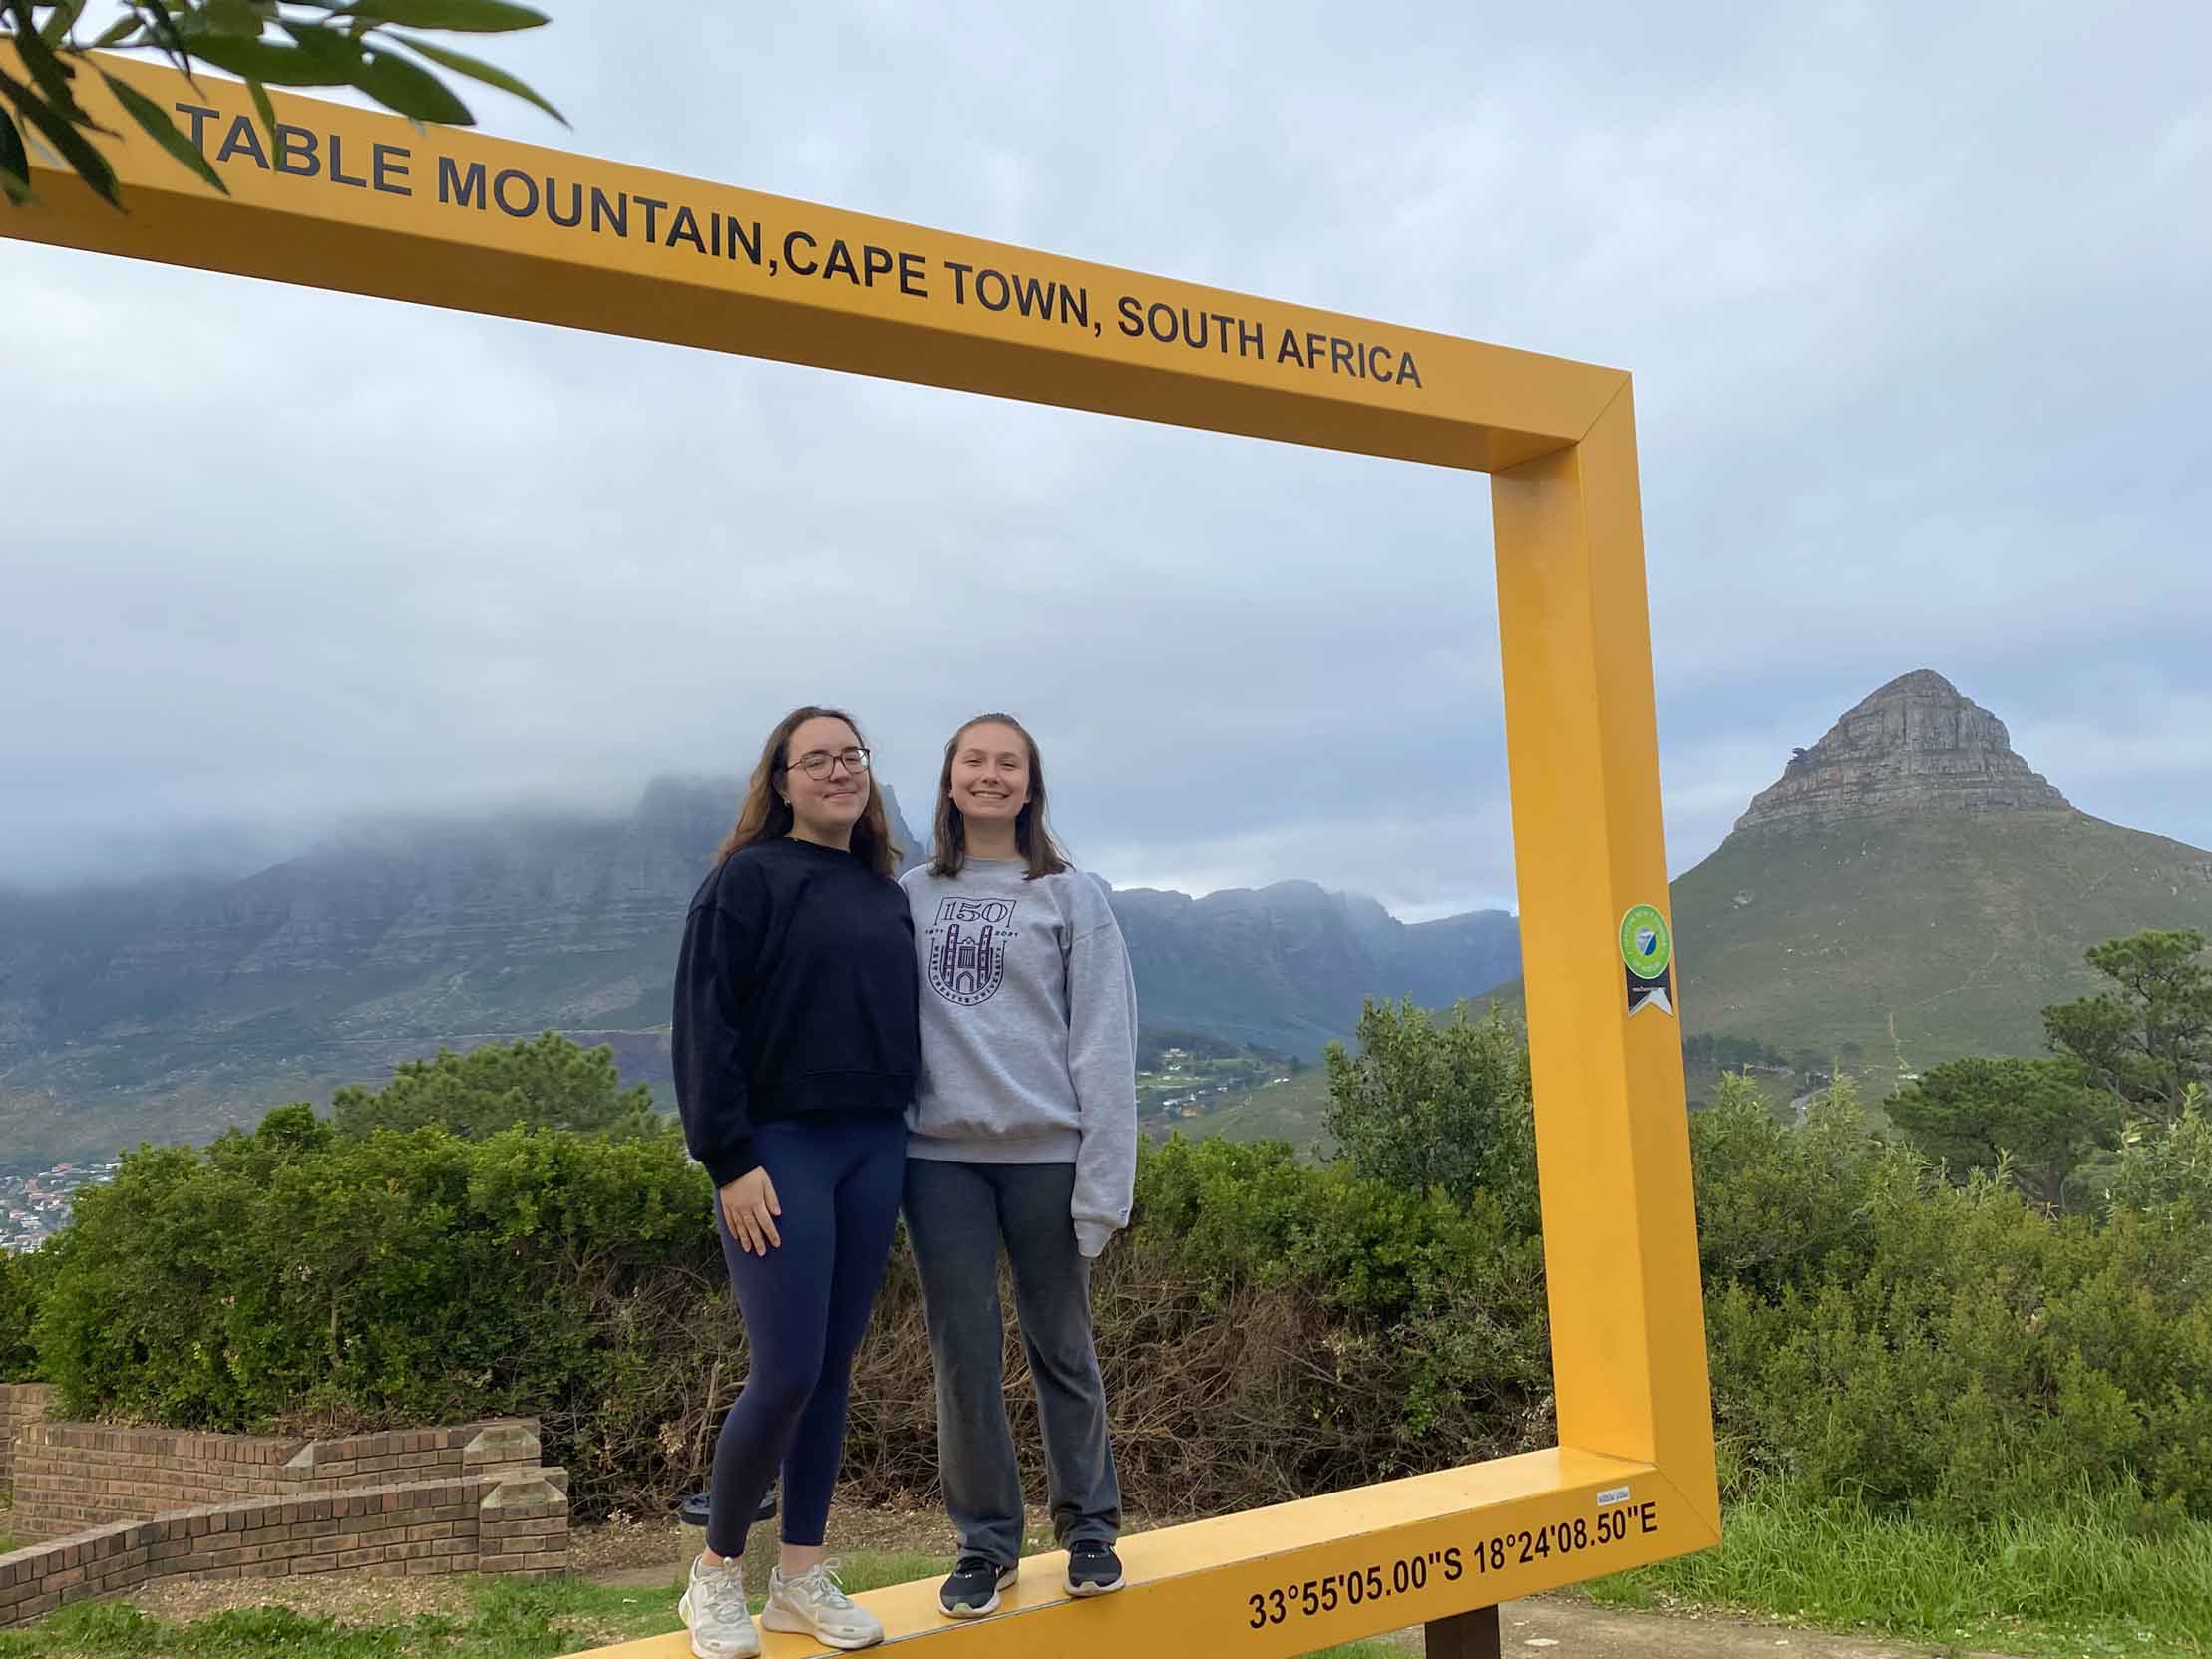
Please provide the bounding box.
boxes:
[1177,1065,1337,1153]
[0,1549,1406,1658]
[1672,811,2212,1073]
[17,1492,2201,1657]
[0,1584,657,1658]
[1586,1482,2212,1656]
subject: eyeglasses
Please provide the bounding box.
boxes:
[783,746,871,780]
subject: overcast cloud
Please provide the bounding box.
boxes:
[5,0,2208,918]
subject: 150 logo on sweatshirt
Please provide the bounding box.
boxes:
[925,897,1020,1006]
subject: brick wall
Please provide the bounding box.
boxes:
[0,1465,570,1628]
[12,1419,542,1541]
[0,1385,54,1492]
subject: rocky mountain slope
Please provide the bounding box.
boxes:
[0,781,1518,1165]
[1112,883,1518,1057]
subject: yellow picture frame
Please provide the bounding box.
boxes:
[4,50,1719,1655]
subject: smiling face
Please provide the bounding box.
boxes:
[947,720,1031,831]
[778,714,871,845]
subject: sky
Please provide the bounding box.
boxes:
[4,1,2208,919]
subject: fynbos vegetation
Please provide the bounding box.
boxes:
[4,958,2206,1537]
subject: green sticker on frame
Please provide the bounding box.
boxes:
[1619,904,1671,977]
[1620,904,1675,1017]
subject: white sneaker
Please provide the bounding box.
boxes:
[762,1560,885,1650]
[678,1553,760,1659]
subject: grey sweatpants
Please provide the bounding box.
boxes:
[902,1158,1122,1567]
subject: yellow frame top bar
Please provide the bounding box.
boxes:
[4,49,1620,473]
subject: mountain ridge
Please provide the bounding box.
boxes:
[12,667,2202,1164]
[0,779,1519,1166]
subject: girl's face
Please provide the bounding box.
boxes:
[780,716,871,837]
[948,721,1030,830]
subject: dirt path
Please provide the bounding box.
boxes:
[1489,1601,2009,1658]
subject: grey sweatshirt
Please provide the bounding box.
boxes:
[900,858,1139,1257]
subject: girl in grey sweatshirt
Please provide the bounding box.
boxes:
[900,712,1138,1617]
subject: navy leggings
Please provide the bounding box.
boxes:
[707,1114,907,1557]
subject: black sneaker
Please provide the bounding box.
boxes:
[939,1555,1016,1619]
[1065,1540,1124,1597]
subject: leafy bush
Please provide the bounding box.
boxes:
[11,1000,2208,1528]
[1885,1055,2122,1210]
[1688,1073,1884,1294]
[16,1101,1557,1519]
[1322,998,1537,1228]
[1706,1167,2212,1524]
[1131,1134,1552,1464]
[330,1030,661,1141]
[2099,1096,2212,1224]
[1330,1005,2212,1525]
[1695,1077,2212,1524]
[30,1107,724,1515]
[0,1242,47,1381]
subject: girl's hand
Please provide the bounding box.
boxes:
[719,1167,782,1255]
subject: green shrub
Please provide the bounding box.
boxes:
[1131,1134,1552,1463]
[1688,1073,1884,1294]
[1705,1161,2212,1523]
[0,1243,46,1381]
[1885,1055,2122,1210]
[30,1105,722,1515]
[2099,1096,2212,1223]
[21,1105,1560,1519]
[16,1021,2210,1530]
[330,1030,662,1141]
[1322,998,1535,1224]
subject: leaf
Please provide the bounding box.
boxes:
[274,17,368,77]
[389,33,561,124]
[245,76,277,144]
[184,35,354,86]
[9,16,92,124]
[139,0,192,73]
[99,69,226,195]
[342,0,547,32]
[199,0,263,35]
[0,66,119,206]
[0,103,30,203]
[91,14,140,47]
[352,48,472,125]
[39,0,86,45]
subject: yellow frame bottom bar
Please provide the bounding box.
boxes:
[589,1448,1712,1656]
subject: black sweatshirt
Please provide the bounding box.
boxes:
[671,837,920,1187]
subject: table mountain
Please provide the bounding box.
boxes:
[1111,883,1519,1057]
[1675,670,2212,1073]
[0,783,1518,1166]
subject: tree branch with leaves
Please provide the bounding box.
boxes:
[0,0,561,209]
[2044,928,2212,1121]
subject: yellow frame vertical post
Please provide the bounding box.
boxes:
[1493,387,1718,1534]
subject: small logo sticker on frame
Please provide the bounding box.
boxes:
[1619,904,1674,1018]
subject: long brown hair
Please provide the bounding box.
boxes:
[929,711,1071,880]
[714,705,899,879]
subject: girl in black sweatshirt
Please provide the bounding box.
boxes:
[670,705,917,1657]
